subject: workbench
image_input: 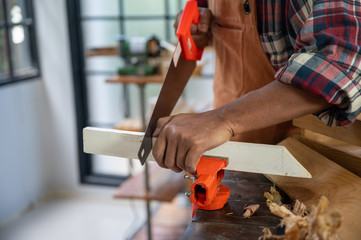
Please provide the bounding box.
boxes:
[184,115,361,240]
[183,171,284,239]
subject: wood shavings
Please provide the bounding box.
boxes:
[269,203,296,219]
[243,204,260,218]
[293,199,308,217]
[259,192,342,240]
[305,196,342,240]
[264,186,283,206]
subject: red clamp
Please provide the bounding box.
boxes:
[185,156,230,218]
[176,0,204,61]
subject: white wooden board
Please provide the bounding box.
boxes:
[83,127,311,178]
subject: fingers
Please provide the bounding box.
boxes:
[152,128,167,169]
[164,137,182,173]
[152,110,233,175]
[184,147,203,175]
[153,116,194,173]
[173,8,212,45]
[175,145,188,171]
[192,32,211,49]
[198,8,212,33]
[153,117,182,172]
[186,8,212,34]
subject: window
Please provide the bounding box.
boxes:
[68,0,187,185]
[0,0,39,86]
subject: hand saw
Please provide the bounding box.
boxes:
[138,0,203,165]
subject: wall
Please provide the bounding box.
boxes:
[0,80,47,224]
[0,0,82,225]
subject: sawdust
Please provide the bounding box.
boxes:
[259,187,342,240]
[243,204,260,218]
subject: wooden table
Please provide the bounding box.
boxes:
[113,162,184,202]
[106,74,164,128]
[183,171,284,239]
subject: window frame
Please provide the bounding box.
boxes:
[67,0,184,186]
[0,0,40,87]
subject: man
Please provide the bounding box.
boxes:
[152,0,361,175]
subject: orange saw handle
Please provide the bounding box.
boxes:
[176,0,204,61]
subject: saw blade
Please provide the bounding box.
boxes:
[138,54,196,164]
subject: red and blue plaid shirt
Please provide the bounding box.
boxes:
[198,0,361,127]
[257,0,361,127]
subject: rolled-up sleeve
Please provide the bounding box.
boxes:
[275,0,361,127]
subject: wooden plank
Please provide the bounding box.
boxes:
[113,162,184,202]
[268,137,361,240]
[293,115,361,146]
[303,130,361,157]
[295,135,361,178]
[83,127,311,178]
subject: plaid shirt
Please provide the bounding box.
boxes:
[257,0,361,127]
[198,0,361,127]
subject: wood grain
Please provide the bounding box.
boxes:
[268,137,361,240]
[83,127,311,178]
[184,171,285,240]
[293,115,361,147]
[295,135,361,178]
[113,162,184,202]
[184,222,277,240]
[303,130,361,157]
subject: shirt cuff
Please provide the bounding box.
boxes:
[275,53,361,127]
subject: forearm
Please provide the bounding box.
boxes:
[152,80,332,174]
[217,80,332,136]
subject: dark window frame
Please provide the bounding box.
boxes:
[67,0,183,186]
[0,0,40,87]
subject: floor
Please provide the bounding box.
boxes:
[0,193,191,240]
[0,194,149,240]
[132,194,192,240]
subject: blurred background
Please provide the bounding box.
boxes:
[0,0,215,239]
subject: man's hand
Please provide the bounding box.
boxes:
[174,7,213,49]
[152,110,233,175]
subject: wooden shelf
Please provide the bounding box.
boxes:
[114,162,185,202]
[114,118,142,132]
[87,46,118,57]
[106,74,164,85]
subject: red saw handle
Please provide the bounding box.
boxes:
[176,0,204,61]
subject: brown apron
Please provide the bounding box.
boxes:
[208,0,296,144]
